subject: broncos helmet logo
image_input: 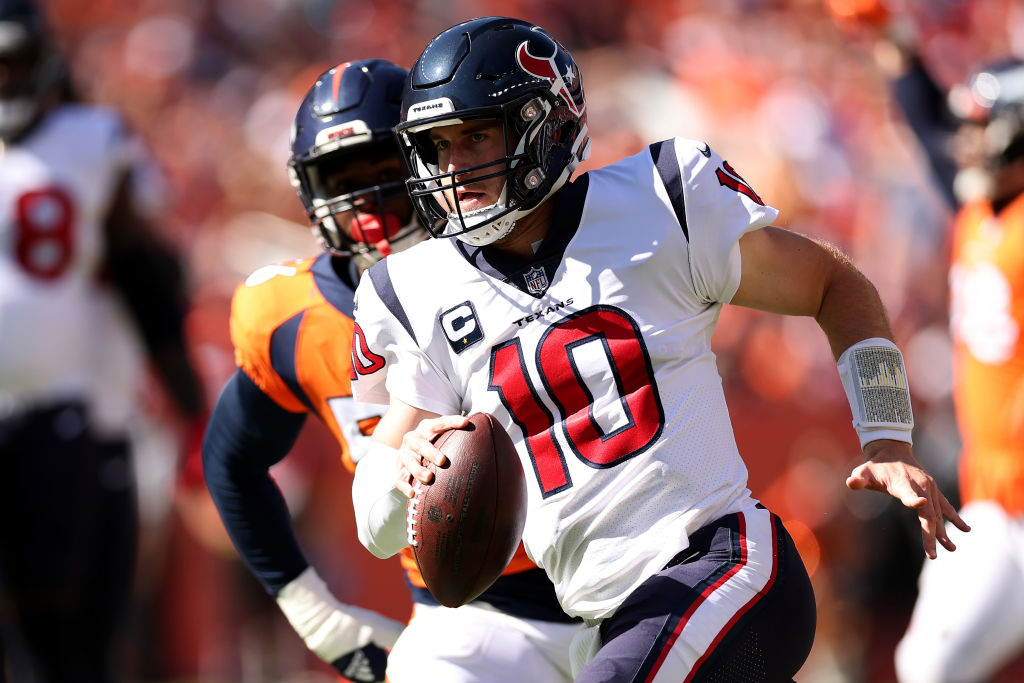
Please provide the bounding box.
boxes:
[515,41,582,117]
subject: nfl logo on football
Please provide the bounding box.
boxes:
[524,266,548,295]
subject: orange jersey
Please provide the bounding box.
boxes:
[231,254,537,588]
[231,255,372,470]
[949,196,1024,514]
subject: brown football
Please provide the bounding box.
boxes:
[407,412,527,607]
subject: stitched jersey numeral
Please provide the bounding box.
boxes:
[489,306,664,496]
[350,322,386,380]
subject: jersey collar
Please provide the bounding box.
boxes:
[311,253,357,317]
[453,173,590,298]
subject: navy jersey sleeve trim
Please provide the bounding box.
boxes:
[367,259,418,346]
[269,312,315,413]
[311,253,357,317]
[649,140,689,242]
[202,369,310,595]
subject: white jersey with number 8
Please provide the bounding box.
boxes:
[0,105,149,411]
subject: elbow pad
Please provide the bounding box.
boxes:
[352,442,411,558]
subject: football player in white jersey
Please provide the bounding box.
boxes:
[0,1,206,679]
[200,58,580,683]
[349,16,970,683]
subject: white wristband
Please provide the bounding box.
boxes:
[352,441,412,558]
[275,567,404,662]
[837,337,915,449]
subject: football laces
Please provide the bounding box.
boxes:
[406,480,424,547]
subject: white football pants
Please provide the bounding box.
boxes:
[895,501,1024,683]
[386,601,581,683]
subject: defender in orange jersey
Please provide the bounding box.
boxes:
[894,57,1024,683]
[200,59,580,683]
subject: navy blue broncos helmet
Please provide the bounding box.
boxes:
[0,0,65,140]
[288,59,422,269]
[395,17,591,246]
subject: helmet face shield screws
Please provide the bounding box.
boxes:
[396,17,591,246]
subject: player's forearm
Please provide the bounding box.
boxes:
[814,263,916,448]
[202,369,309,593]
[352,441,410,558]
[813,248,895,361]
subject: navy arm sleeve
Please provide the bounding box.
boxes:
[891,56,960,211]
[202,368,309,595]
[105,170,205,419]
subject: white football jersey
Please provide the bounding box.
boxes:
[351,138,778,620]
[0,105,148,413]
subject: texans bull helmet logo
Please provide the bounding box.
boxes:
[515,41,583,117]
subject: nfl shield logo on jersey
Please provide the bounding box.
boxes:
[524,266,549,295]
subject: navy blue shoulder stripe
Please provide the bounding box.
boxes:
[649,140,689,242]
[311,253,356,317]
[268,312,315,412]
[368,259,418,346]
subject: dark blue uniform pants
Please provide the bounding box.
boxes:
[0,403,137,683]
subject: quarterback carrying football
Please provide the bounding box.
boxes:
[350,16,968,682]
[201,58,580,683]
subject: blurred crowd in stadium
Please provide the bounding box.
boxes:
[28,0,1024,680]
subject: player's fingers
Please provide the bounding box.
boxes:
[936,532,957,553]
[846,462,895,493]
[404,431,446,468]
[413,452,437,484]
[918,507,939,560]
[941,497,971,533]
[424,439,450,468]
[931,493,957,554]
[901,492,929,509]
[845,462,877,491]
[413,415,468,467]
[845,475,863,490]
[416,414,469,440]
[888,474,928,509]
[399,444,437,484]
[394,465,416,497]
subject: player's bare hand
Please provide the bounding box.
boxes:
[394,414,469,497]
[846,439,970,560]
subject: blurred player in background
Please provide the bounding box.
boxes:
[879,45,1024,683]
[351,16,967,682]
[200,58,580,683]
[0,0,207,680]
